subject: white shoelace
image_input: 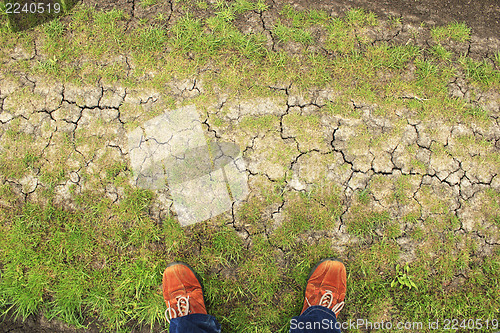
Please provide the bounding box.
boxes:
[306,289,345,315]
[165,296,190,323]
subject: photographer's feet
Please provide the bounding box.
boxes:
[301,258,346,317]
[162,262,207,323]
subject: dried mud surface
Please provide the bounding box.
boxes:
[1,0,499,332]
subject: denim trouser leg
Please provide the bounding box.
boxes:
[169,313,221,333]
[289,306,341,333]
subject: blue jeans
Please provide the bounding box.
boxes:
[169,313,221,333]
[169,306,340,333]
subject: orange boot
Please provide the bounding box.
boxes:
[301,258,346,317]
[162,262,207,323]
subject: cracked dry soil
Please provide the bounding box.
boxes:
[0,0,499,332]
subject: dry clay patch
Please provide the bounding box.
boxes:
[215,87,499,243]
[0,72,499,245]
[0,73,208,218]
[127,104,249,226]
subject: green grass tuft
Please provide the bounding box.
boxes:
[431,21,471,42]
[459,56,500,88]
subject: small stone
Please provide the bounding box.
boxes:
[69,172,80,183]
